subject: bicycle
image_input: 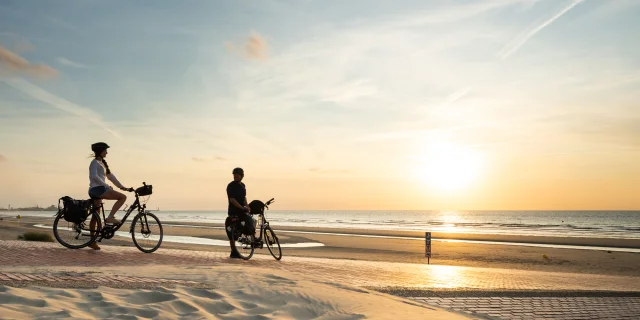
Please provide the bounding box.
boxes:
[229,198,282,260]
[53,182,164,253]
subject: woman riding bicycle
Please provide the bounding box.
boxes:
[87,142,133,250]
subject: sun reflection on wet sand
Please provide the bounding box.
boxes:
[424,265,464,288]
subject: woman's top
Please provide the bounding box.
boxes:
[89,158,125,190]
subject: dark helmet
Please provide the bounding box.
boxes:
[232,167,244,175]
[91,142,110,153]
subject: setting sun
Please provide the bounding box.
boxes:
[416,141,484,192]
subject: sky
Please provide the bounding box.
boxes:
[0,0,639,211]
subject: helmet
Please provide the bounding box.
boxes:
[91,142,110,153]
[232,167,244,175]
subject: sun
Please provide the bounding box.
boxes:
[415,141,484,192]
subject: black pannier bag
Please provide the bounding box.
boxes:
[58,196,90,224]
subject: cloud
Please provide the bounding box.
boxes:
[2,78,120,138]
[192,156,226,162]
[0,154,7,162]
[14,40,35,53]
[499,0,585,59]
[0,45,58,78]
[57,57,87,68]
[225,31,269,61]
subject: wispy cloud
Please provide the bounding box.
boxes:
[0,45,58,78]
[14,40,35,53]
[2,78,120,138]
[192,156,226,162]
[499,0,585,59]
[225,31,269,61]
[57,57,87,68]
[47,16,80,33]
[0,154,7,162]
[433,0,585,117]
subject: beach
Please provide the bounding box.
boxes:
[1,215,640,319]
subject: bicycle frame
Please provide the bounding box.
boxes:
[91,192,149,237]
[249,198,274,248]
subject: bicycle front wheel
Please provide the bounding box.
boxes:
[53,212,101,249]
[131,212,163,253]
[264,226,282,260]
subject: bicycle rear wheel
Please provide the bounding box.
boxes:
[230,225,255,260]
[131,212,163,253]
[53,212,101,249]
[264,226,282,260]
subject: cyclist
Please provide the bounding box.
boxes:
[225,167,253,258]
[87,142,133,250]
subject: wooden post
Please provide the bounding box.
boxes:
[425,232,431,264]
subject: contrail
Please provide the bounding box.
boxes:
[499,0,585,59]
[3,78,121,138]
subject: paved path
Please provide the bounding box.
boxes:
[412,297,640,320]
[2,240,640,319]
[1,240,639,291]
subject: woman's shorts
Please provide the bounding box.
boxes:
[88,186,109,199]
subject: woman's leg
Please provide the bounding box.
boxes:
[101,189,127,224]
[88,199,101,250]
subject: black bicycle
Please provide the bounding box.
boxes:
[53,182,163,253]
[229,198,281,260]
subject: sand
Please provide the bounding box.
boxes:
[0,266,468,319]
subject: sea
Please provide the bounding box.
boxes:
[6,210,640,240]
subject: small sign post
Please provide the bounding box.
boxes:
[425,232,431,264]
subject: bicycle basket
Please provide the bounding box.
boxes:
[136,185,153,196]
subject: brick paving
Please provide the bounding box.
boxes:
[412,297,640,320]
[1,240,639,291]
[0,271,206,289]
[2,240,640,319]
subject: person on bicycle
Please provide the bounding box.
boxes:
[225,167,253,258]
[87,142,133,249]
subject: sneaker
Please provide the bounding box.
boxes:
[88,242,101,250]
[105,217,120,225]
[229,251,241,259]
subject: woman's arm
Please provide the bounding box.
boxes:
[107,173,127,190]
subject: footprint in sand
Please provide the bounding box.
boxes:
[182,287,224,300]
[128,306,160,318]
[111,315,138,320]
[127,291,178,305]
[264,274,297,286]
[0,292,47,308]
[170,300,200,314]
[194,299,237,314]
[85,292,105,302]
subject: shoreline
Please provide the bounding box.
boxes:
[158,221,640,249]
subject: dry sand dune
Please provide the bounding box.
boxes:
[0,268,467,320]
